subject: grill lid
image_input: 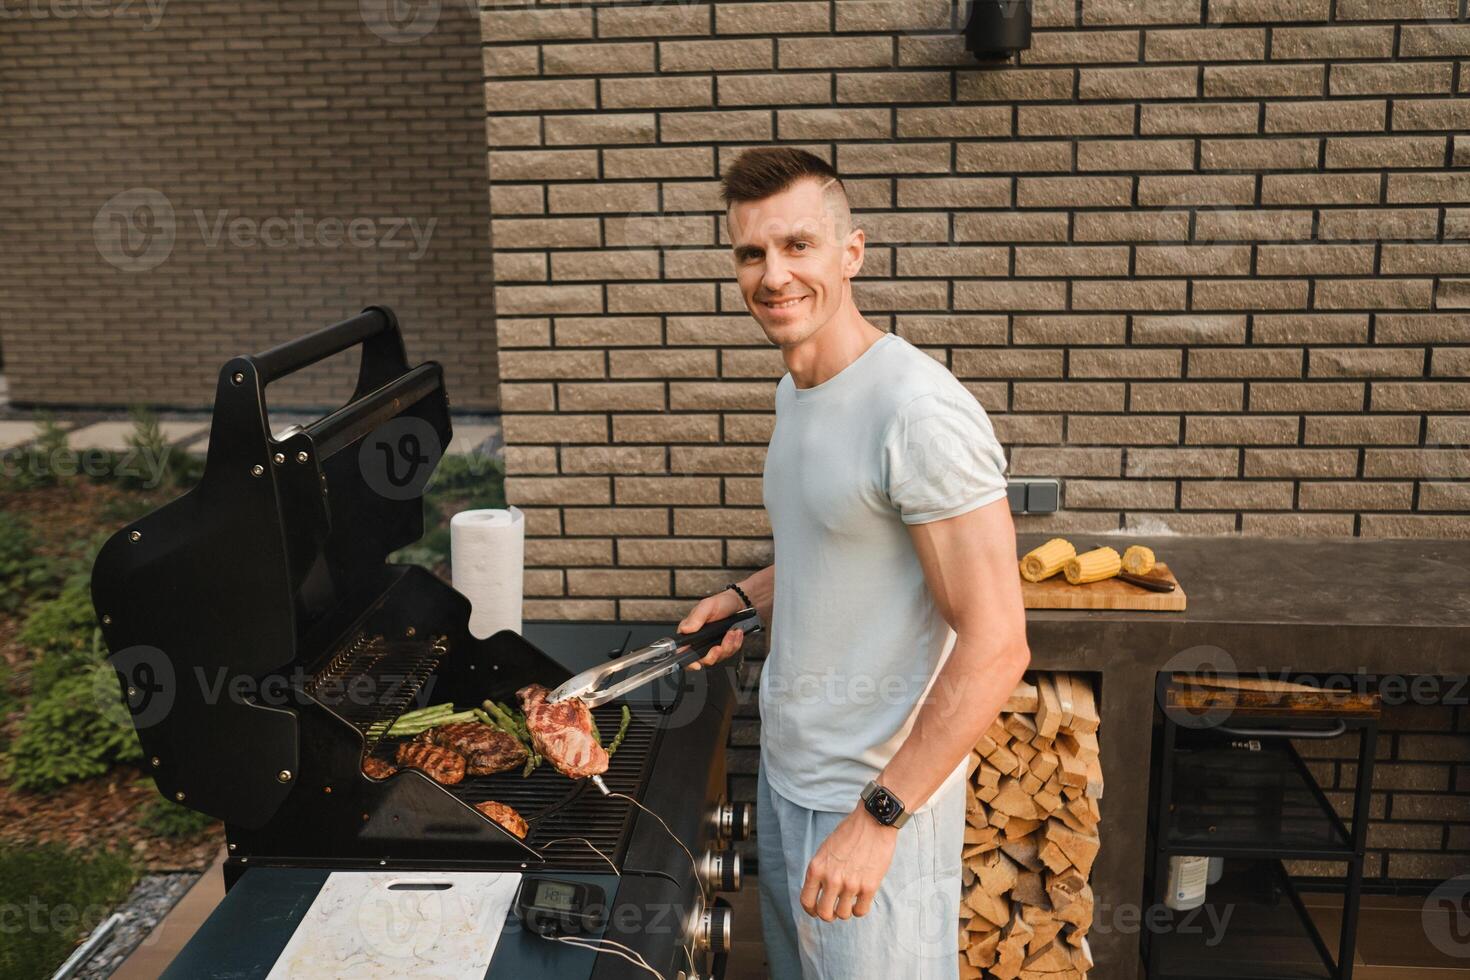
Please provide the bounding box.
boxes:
[91,307,456,827]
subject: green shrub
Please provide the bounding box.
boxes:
[18,581,100,699]
[0,841,136,980]
[0,513,56,614]
[3,662,141,790]
[113,406,202,491]
[139,793,216,838]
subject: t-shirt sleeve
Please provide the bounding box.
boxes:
[882,389,1010,525]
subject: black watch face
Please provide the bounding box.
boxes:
[869,788,902,823]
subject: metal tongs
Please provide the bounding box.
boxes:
[546,609,763,708]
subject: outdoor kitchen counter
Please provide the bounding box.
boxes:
[1012,533,1470,980]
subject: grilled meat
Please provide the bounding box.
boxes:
[395,741,466,785]
[474,800,529,839]
[361,756,398,780]
[517,683,608,779]
[428,722,528,777]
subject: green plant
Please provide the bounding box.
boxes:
[19,580,100,699]
[3,661,141,790]
[0,513,56,613]
[0,841,136,980]
[138,792,216,838]
[115,405,202,491]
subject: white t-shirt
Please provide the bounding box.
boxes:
[758,331,1011,813]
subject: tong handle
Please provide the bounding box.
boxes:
[568,609,761,707]
[676,608,761,652]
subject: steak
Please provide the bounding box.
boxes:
[428,722,528,776]
[475,801,529,839]
[516,683,608,779]
[361,756,398,780]
[395,741,466,785]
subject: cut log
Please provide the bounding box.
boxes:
[1030,750,1060,782]
[1070,678,1100,733]
[993,906,1034,980]
[1053,672,1076,727]
[1011,869,1047,907]
[1001,836,1045,873]
[1023,940,1074,973]
[992,777,1042,820]
[963,880,1011,928]
[1042,819,1100,878]
[1035,674,1063,738]
[1003,816,1042,840]
[976,848,1020,896]
[1005,712,1039,744]
[1005,680,1039,714]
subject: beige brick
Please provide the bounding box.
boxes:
[1253,313,1368,344]
[669,382,775,411]
[1241,514,1356,536]
[598,4,708,38]
[549,250,659,282]
[838,71,949,104]
[567,568,670,597]
[542,42,656,76]
[952,348,1064,378]
[1199,137,1318,171]
[617,537,724,567]
[1300,481,1414,511]
[1013,315,1128,345]
[1205,64,1324,98]
[547,183,657,214]
[524,599,615,620]
[715,2,830,34]
[607,282,716,314]
[1399,24,1470,58]
[1078,139,1195,172]
[779,36,892,69]
[1010,447,1123,476]
[559,382,665,411]
[1140,101,1263,136]
[724,477,766,506]
[1135,245,1252,277]
[832,0,952,30]
[1388,172,1470,204]
[895,247,1009,278]
[604,146,714,179]
[721,349,787,377]
[1433,347,1470,376]
[1393,98,1470,132]
[660,38,773,72]
[777,108,888,140]
[1070,349,1184,378]
[837,142,951,174]
[958,141,1073,173]
[1024,29,1141,64]
[1082,0,1203,25]
[1315,279,1435,310]
[1013,382,1128,412]
[958,69,1075,102]
[1185,415,1300,445]
[1428,414,1470,444]
[498,319,551,349]
[613,414,720,444]
[1209,0,1329,20]
[1371,382,1470,412]
[662,249,738,281]
[1132,382,1245,411]
[564,507,669,536]
[499,349,604,381]
[670,446,767,473]
[1194,279,1311,310]
[1127,447,1239,477]
[1074,211,1190,242]
[1265,100,1385,133]
[491,185,546,216]
[615,476,720,505]
[526,538,614,566]
[502,384,556,412]
[1145,27,1265,61]
[1304,415,1420,445]
[852,279,950,310]
[608,349,718,379]
[1080,66,1198,100]
[1382,244,1470,276]
[662,109,772,143]
[1015,246,1130,277]
[489,149,599,181]
[507,476,610,506]
[667,316,768,346]
[1245,448,1358,478]
[494,252,547,283]
[551,318,658,348]
[1331,63,1455,97]
[496,284,603,315]
[481,7,594,42]
[896,177,1010,209]
[956,212,1070,242]
[503,414,608,445]
[1181,480,1293,509]
[1073,279,1189,311]
[1018,176,1133,208]
[898,106,1011,138]
[504,445,558,475]
[1325,135,1447,169]
[1065,479,1177,509]
[1070,415,1181,444]
[854,210,948,244]
[1132,315,1246,344]
[524,568,566,597]
[955,280,1068,311]
[992,414,1066,443]
[1317,208,1439,242]
[484,46,539,79]
[1018,104,1135,137]
[896,315,1008,346]
[1440,280,1470,308]
[485,78,596,112]
[1196,209,1314,242]
[1257,245,1375,276]
[1270,26,1395,60]
[1261,173,1380,206]
[1421,482,1470,511]
[674,507,772,537]
[1248,381,1365,412]
[1360,515,1470,538]
[1363,448,1470,478]
[1190,347,1304,378]
[717,72,832,105]
[1335,0,1458,18]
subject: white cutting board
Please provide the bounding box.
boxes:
[266,871,522,980]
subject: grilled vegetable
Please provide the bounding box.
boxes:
[387,708,478,738]
[1122,544,1156,576]
[393,702,453,727]
[1019,538,1076,582]
[1065,546,1121,585]
[606,704,632,758]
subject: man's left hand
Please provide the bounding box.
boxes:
[799,806,898,921]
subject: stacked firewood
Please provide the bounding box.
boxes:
[959,673,1102,980]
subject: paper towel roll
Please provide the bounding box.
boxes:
[451,507,524,638]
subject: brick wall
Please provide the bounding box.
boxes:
[1,0,498,410]
[483,0,1470,627]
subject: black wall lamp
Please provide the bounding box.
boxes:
[964,0,1034,60]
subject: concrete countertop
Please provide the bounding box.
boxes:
[1010,533,1470,980]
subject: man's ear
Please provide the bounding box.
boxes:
[843,227,866,279]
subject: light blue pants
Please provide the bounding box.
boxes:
[756,765,964,980]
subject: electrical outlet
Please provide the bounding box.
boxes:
[1006,478,1060,514]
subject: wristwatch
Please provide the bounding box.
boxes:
[860,780,910,829]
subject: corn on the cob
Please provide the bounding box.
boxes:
[1019,537,1076,582]
[1065,546,1121,585]
[1122,544,1156,576]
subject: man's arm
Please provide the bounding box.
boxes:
[679,563,773,670]
[798,497,1030,921]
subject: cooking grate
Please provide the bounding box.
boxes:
[305,632,447,755]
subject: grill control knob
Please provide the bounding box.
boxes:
[700,849,742,892]
[696,907,732,956]
[718,801,753,841]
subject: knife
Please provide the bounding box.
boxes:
[1089,544,1177,593]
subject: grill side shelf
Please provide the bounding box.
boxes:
[305,633,448,756]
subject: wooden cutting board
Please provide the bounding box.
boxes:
[1022,562,1187,611]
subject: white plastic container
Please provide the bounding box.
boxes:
[1165,855,1210,910]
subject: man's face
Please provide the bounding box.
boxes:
[728,178,863,349]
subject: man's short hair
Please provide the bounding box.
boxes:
[719,147,847,207]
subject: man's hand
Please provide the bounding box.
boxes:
[677,590,747,671]
[799,807,898,921]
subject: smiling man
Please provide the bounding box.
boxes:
[677,147,1032,979]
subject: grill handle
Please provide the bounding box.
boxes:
[253,306,405,386]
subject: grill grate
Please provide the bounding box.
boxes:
[305,633,447,755]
